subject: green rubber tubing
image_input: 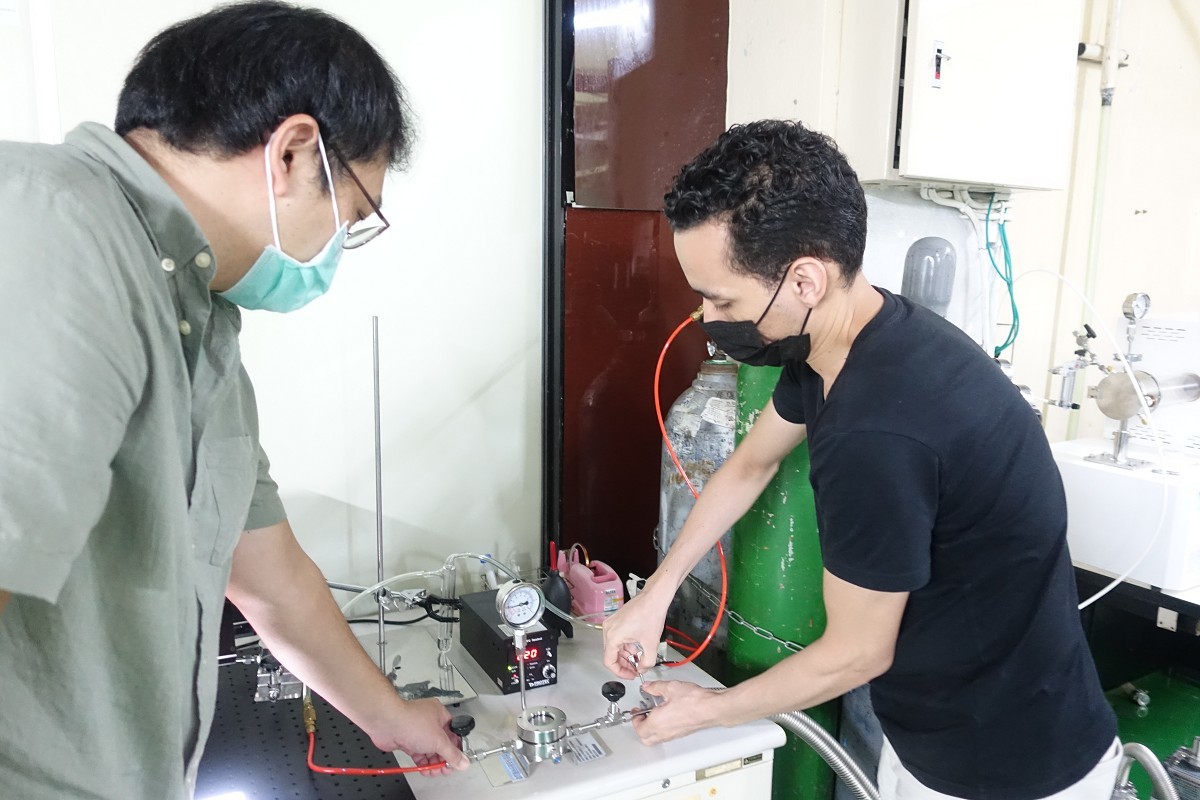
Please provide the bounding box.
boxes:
[728,364,838,800]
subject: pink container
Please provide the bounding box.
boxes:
[557,551,625,623]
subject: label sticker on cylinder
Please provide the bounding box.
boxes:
[701,397,736,428]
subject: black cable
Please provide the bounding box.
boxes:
[346,614,432,626]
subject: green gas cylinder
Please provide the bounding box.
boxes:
[727,363,838,800]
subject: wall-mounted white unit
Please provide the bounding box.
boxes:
[836,0,1083,191]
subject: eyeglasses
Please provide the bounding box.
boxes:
[329,147,390,249]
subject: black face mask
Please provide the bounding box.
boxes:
[700,272,813,367]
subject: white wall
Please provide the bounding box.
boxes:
[28,0,545,587]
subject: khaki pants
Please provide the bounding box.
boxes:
[877,736,1123,800]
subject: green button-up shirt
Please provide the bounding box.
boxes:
[0,123,287,799]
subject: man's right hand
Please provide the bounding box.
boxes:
[364,696,469,776]
[602,590,671,679]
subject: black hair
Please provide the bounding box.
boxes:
[115,1,412,173]
[663,120,867,286]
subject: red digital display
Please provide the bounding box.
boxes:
[516,647,538,662]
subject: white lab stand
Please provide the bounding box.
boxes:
[404,623,785,800]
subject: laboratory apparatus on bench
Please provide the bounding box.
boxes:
[1049,293,1200,592]
[458,582,560,695]
[451,578,661,781]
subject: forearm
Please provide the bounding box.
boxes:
[711,636,887,726]
[227,537,401,736]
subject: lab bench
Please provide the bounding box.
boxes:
[197,622,785,800]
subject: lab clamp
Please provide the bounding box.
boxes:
[1049,293,1200,469]
[450,579,661,779]
[221,640,305,703]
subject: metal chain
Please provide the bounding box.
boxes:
[684,572,805,654]
[652,533,806,653]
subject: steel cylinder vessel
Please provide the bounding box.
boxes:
[728,364,837,800]
[657,355,738,647]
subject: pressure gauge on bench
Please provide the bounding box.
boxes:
[496,580,545,630]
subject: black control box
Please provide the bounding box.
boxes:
[458,589,559,695]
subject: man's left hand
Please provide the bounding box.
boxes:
[630,680,724,745]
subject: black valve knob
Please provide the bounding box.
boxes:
[601,681,626,703]
[450,715,476,738]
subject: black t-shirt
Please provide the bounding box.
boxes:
[772,288,1116,800]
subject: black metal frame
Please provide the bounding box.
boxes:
[541,0,573,568]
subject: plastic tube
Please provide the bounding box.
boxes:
[769,711,880,800]
[303,697,445,775]
[1114,742,1180,800]
[338,570,442,617]
[652,312,729,668]
[920,186,993,353]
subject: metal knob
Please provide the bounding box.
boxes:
[601,681,626,703]
[450,715,476,738]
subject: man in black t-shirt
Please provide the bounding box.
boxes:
[602,120,1119,800]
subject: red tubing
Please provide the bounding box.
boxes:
[307,731,447,776]
[651,313,729,669]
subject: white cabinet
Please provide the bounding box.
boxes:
[837,0,1083,190]
[728,0,1085,191]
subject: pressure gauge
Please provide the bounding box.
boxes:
[1122,292,1151,321]
[495,579,545,630]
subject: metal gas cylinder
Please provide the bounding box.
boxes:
[729,363,834,800]
[657,353,738,647]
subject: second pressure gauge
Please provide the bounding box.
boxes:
[496,579,545,630]
[1123,292,1151,321]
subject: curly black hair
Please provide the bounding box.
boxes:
[663,120,866,287]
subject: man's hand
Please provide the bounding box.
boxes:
[227,521,471,776]
[630,681,725,745]
[364,697,469,776]
[602,591,670,679]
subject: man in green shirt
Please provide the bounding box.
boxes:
[0,3,468,797]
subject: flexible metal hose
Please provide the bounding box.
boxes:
[769,711,880,800]
[1114,742,1180,800]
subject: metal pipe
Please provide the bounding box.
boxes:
[769,711,881,800]
[1114,742,1180,800]
[372,316,387,673]
[515,629,529,711]
[1069,0,1123,439]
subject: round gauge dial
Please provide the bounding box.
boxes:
[1123,292,1151,321]
[496,580,545,629]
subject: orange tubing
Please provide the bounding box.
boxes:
[652,313,729,669]
[307,731,446,776]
